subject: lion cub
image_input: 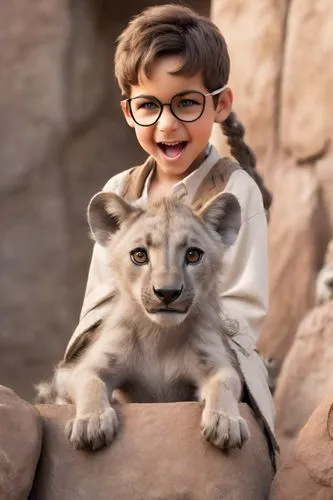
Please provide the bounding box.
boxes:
[42,191,250,452]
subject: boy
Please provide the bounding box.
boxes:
[65,4,277,461]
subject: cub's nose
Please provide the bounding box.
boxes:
[153,286,183,305]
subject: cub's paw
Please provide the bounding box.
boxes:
[66,407,119,451]
[201,408,250,450]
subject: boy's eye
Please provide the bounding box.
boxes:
[132,98,160,112]
[138,101,159,110]
[178,98,198,108]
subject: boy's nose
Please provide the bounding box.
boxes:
[156,105,179,131]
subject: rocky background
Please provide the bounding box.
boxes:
[0,0,209,399]
[1,0,333,460]
[212,0,333,361]
[211,0,333,455]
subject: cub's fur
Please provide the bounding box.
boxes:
[38,192,250,452]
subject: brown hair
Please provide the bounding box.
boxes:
[115,4,230,98]
[221,113,273,218]
[115,4,273,218]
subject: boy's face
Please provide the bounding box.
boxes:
[121,56,232,182]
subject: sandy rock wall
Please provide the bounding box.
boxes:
[2,0,332,402]
[0,0,208,400]
[273,300,333,448]
[211,0,333,370]
[270,392,333,500]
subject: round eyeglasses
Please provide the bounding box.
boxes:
[123,86,227,127]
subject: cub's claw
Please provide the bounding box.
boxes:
[66,407,119,451]
[201,408,250,450]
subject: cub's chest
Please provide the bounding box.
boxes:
[117,346,198,403]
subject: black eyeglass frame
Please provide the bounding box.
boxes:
[123,85,227,127]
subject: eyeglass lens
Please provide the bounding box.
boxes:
[129,91,206,126]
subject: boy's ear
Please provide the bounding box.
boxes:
[120,100,135,128]
[214,87,233,123]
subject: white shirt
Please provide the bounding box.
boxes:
[82,144,268,345]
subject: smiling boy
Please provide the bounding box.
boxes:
[65,4,278,463]
[120,56,231,199]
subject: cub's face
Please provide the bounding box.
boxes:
[109,202,223,326]
[88,194,241,327]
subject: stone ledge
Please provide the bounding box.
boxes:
[30,401,273,500]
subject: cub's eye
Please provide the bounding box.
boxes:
[130,248,149,265]
[185,247,204,265]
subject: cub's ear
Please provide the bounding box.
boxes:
[197,192,241,247]
[87,192,139,246]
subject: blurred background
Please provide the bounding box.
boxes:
[1,0,333,450]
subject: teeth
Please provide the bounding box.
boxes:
[160,141,183,146]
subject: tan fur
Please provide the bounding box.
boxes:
[39,192,250,452]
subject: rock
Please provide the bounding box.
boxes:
[324,239,333,265]
[211,1,333,375]
[0,0,207,401]
[0,385,42,500]
[270,392,333,500]
[280,1,333,162]
[274,301,333,449]
[211,0,289,180]
[257,164,323,371]
[30,402,273,500]
[316,157,333,233]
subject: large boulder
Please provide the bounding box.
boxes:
[0,385,42,500]
[270,392,333,500]
[211,0,289,180]
[258,163,322,371]
[211,0,333,373]
[30,402,273,500]
[274,300,333,449]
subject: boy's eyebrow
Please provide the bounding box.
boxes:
[128,89,205,100]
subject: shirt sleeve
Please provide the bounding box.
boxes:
[219,170,269,345]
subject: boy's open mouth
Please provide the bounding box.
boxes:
[157,141,187,158]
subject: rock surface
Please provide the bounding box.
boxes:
[270,392,333,500]
[0,0,208,400]
[30,402,273,500]
[0,385,42,500]
[212,0,333,371]
[274,300,333,449]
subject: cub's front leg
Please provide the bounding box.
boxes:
[62,366,119,451]
[199,365,250,450]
